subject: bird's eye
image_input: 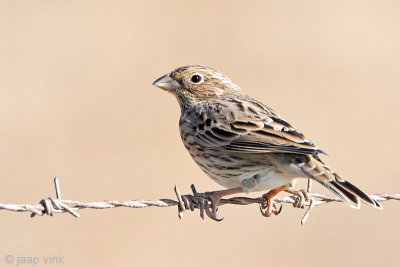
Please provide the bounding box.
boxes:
[190,74,202,84]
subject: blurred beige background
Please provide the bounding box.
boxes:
[1,1,399,266]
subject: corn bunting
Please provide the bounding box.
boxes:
[153,65,381,219]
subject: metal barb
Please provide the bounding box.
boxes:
[174,185,185,219]
[301,197,316,226]
[54,177,61,199]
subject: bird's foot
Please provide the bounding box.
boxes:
[190,191,223,221]
[259,194,283,217]
[259,184,291,217]
[187,185,243,221]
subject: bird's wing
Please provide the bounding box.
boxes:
[186,98,325,155]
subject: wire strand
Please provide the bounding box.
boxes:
[1,178,398,225]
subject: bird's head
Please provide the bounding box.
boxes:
[152,65,246,110]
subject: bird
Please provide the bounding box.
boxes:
[152,65,381,220]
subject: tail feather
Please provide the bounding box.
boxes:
[299,156,382,209]
[329,180,361,208]
[331,178,382,209]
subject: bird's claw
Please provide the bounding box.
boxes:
[190,185,224,221]
[204,201,223,221]
[259,196,283,217]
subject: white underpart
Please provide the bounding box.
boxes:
[239,170,297,193]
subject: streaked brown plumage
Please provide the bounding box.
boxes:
[153,65,381,218]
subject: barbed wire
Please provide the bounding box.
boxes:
[1,178,399,225]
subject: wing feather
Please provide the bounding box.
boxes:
[183,98,326,155]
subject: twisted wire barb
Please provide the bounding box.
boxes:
[0,178,399,225]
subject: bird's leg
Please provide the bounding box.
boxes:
[191,185,244,221]
[260,184,291,217]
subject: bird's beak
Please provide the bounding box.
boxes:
[152,72,181,91]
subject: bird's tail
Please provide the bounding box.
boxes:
[299,155,382,209]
